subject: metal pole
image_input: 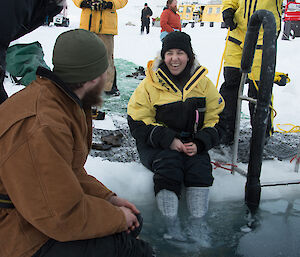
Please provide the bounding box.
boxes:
[231,73,248,174]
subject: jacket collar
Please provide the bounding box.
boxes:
[36,67,83,108]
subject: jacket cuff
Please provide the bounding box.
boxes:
[194,127,220,151]
[194,139,205,153]
[148,126,177,149]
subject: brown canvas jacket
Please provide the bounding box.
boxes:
[0,67,127,257]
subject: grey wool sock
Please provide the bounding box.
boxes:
[156,189,178,218]
[186,187,209,218]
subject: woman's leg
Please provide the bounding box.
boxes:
[183,153,213,246]
[152,149,185,240]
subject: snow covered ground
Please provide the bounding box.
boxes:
[3,0,300,255]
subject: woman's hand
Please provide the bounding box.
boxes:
[170,138,186,152]
[183,142,197,156]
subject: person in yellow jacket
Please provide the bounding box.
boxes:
[73,0,128,96]
[219,0,282,145]
[127,32,224,244]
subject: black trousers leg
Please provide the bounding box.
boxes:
[146,20,150,34]
[218,67,242,144]
[152,149,185,198]
[32,233,154,257]
[141,20,145,33]
[183,152,213,188]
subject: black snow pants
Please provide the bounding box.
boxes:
[32,232,154,257]
[219,66,273,144]
[141,19,150,34]
[218,67,241,144]
[144,148,213,198]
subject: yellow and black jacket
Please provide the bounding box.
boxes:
[222,0,283,46]
[73,0,128,35]
[127,57,225,155]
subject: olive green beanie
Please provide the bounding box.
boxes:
[52,29,108,83]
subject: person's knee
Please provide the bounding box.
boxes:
[184,155,213,188]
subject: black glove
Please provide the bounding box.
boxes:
[80,0,92,8]
[101,0,113,9]
[274,72,290,86]
[222,8,237,31]
[80,0,112,10]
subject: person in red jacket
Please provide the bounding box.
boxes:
[160,0,181,41]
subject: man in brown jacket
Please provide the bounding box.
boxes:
[0,29,154,257]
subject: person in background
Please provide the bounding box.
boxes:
[0,0,65,105]
[160,0,181,41]
[73,0,128,97]
[127,32,224,245]
[0,29,154,257]
[141,3,153,34]
[218,0,283,145]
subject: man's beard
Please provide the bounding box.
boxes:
[81,82,103,108]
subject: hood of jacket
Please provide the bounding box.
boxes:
[145,54,209,96]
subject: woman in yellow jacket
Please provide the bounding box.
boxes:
[73,0,128,95]
[219,0,282,145]
[127,32,224,244]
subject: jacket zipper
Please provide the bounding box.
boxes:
[99,10,103,33]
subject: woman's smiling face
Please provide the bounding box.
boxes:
[164,49,189,76]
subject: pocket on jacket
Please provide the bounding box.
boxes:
[102,11,117,32]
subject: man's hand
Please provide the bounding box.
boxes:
[170,138,186,152]
[119,207,140,233]
[109,195,140,214]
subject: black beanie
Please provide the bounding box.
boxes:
[161,32,193,60]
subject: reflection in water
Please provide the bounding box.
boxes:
[137,197,300,257]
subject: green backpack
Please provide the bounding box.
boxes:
[6,41,50,86]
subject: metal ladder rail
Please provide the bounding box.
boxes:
[232,74,257,175]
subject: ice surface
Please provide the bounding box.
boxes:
[3,0,300,255]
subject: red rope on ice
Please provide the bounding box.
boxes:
[290,155,300,164]
[211,161,237,172]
